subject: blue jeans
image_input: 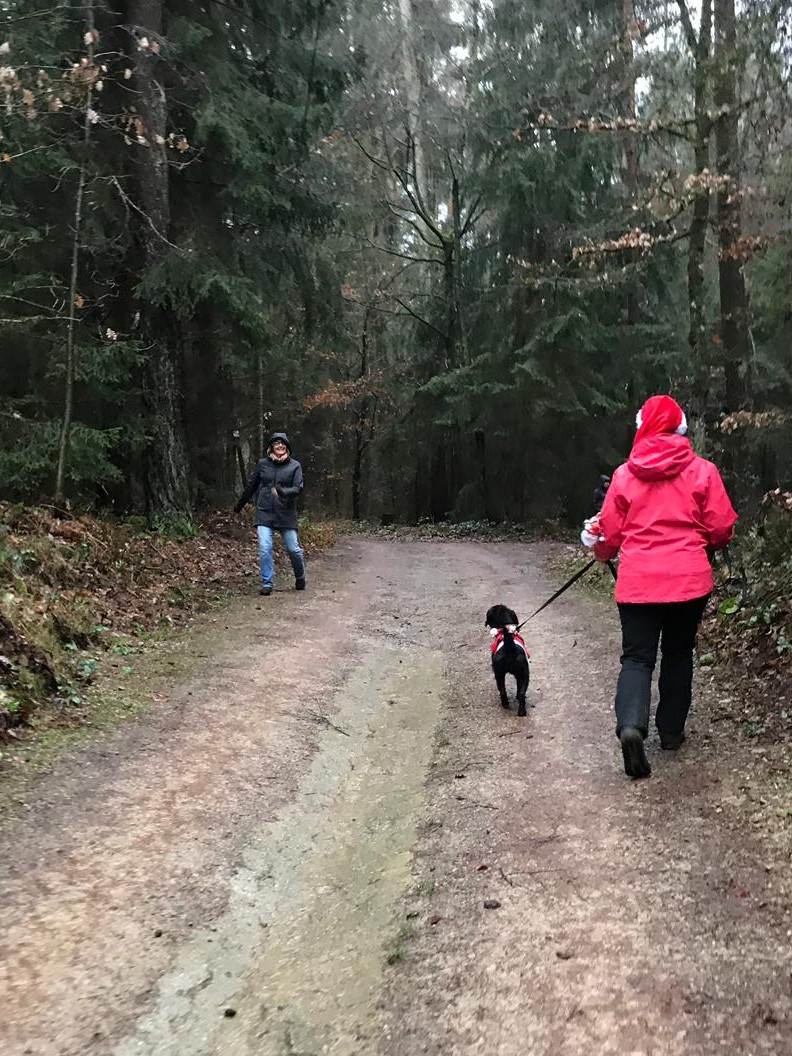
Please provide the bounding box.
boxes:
[257,526,305,588]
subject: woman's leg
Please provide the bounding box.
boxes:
[279,528,306,587]
[615,602,663,738]
[615,603,663,778]
[256,525,275,591]
[657,595,710,742]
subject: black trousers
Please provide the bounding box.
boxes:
[615,595,710,738]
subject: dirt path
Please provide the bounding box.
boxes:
[1,539,791,1056]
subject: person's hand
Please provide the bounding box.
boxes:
[271,487,278,497]
[580,517,603,548]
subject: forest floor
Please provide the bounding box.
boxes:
[1,536,792,1056]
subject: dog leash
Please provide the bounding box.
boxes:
[517,558,617,629]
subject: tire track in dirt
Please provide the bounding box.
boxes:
[113,647,444,1056]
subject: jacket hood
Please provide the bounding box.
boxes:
[627,433,696,481]
[268,432,291,452]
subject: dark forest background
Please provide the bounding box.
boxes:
[1,0,790,525]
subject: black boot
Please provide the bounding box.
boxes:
[620,727,651,779]
[259,586,272,596]
[659,730,686,750]
[295,578,306,591]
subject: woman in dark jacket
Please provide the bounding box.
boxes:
[583,396,737,779]
[235,432,306,596]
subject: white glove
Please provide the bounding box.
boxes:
[580,517,603,548]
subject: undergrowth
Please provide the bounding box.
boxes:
[0,505,336,752]
[335,517,556,542]
[704,493,792,667]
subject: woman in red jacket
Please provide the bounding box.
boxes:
[583,395,737,779]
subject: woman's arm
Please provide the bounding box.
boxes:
[234,465,261,511]
[592,472,628,561]
[277,462,304,498]
[700,464,738,549]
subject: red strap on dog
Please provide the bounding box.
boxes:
[491,630,531,660]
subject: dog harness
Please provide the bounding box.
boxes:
[489,626,530,661]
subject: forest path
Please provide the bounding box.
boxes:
[0,538,790,1056]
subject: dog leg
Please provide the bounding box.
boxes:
[495,671,510,709]
[517,675,530,718]
[516,671,529,717]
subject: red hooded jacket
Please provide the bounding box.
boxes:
[594,399,737,603]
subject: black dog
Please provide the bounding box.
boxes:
[485,604,530,717]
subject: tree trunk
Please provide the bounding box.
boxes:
[442,238,456,369]
[450,173,468,365]
[430,441,449,522]
[396,0,427,200]
[678,0,713,412]
[257,347,265,457]
[396,0,436,252]
[621,0,639,193]
[713,0,750,409]
[352,439,363,520]
[621,0,640,327]
[475,429,491,520]
[352,317,368,520]
[351,308,377,520]
[126,0,192,517]
[55,1,95,503]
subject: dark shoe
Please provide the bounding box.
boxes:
[295,578,306,591]
[259,586,273,596]
[659,730,686,751]
[620,727,651,779]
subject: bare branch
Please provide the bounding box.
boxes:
[676,0,699,51]
[354,236,443,266]
[350,135,393,174]
[392,163,446,242]
[0,145,53,163]
[522,114,698,145]
[342,293,447,339]
[385,203,444,249]
[0,293,63,315]
[393,296,447,338]
[111,176,182,252]
[1,4,73,23]
[460,193,485,237]
[0,315,65,324]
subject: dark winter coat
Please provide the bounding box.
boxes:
[234,437,304,530]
